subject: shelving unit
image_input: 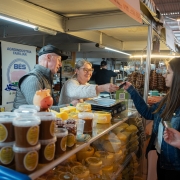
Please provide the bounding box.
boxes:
[29,109,138,180]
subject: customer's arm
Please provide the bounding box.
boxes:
[123,82,158,120]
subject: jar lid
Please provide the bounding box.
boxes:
[35,112,55,121]
[13,143,41,153]
[54,128,68,137]
[12,116,41,127]
[0,141,15,147]
[78,112,94,119]
[0,112,17,123]
[14,108,37,117]
[19,105,40,111]
[39,136,57,145]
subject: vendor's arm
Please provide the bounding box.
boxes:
[96,83,119,94]
[65,79,98,99]
[124,82,158,120]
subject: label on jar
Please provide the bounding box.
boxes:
[24,151,38,171]
[50,120,56,136]
[26,126,39,145]
[67,133,75,147]
[0,124,8,142]
[44,143,55,161]
[0,146,14,165]
[61,136,67,151]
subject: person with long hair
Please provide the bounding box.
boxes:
[58,59,119,105]
[123,58,180,180]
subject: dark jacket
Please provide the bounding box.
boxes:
[95,68,117,85]
[127,85,180,170]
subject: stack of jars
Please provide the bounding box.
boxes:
[12,107,41,174]
[35,112,57,163]
[0,112,17,168]
[77,103,94,135]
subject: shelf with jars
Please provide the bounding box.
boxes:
[27,109,140,180]
[0,101,142,180]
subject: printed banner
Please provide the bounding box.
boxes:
[1,41,36,111]
[109,0,142,23]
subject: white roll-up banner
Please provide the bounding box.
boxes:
[1,41,36,111]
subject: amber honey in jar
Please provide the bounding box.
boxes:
[13,116,40,147]
[64,119,77,150]
[13,143,41,174]
[54,128,68,158]
[39,136,56,164]
[0,141,14,166]
[78,112,94,133]
[35,112,56,140]
[0,112,17,143]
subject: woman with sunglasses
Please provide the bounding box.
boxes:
[59,59,119,105]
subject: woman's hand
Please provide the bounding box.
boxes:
[69,99,80,106]
[97,83,119,93]
[123,81,132,90]
[163,128,180,149]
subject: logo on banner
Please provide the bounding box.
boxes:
[5,58,31,91]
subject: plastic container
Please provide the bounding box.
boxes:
[13,143,41,174]
[54,128,68,158]
[76,119,85,135]
[19,105,40,112]
[85,157,102,174]
[12,116,40,147]
[39,136,56,164]
[71,165,90,180]
[0,112,17,142]
[78,112,94,133]
[35,112,56,140]
[14,108,37,117]
[94,151,114,167]
[0,141,14,166]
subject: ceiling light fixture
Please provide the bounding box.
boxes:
[130,54,180,58]
[34,27,57,36]
[95,43,131,56]
[0,15,57,35]
[0,15,36,29]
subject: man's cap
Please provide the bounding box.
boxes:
[38,44,68,60]
[101,60,107,66]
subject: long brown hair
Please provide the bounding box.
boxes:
[153,58,180,121]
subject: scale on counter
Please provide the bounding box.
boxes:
[85,98,126,116]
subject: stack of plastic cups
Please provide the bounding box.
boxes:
[0,112,17,168]
[35,112,57,164]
